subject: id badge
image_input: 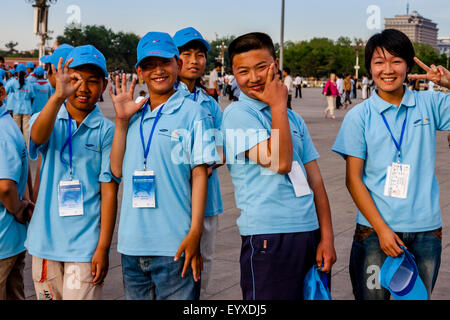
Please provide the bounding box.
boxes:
[384,162,410,199]
[288,161,312,197]
[132,171,156,208]
[58,180,84,217]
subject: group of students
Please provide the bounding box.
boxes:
[0,27,449,301]
[0,62,53,143]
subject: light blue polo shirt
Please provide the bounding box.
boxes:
[5,78,17,112]
[25,104,118,262]
[176,81,223,217]
[7,78,35,115]
[332,86,450,232]
[117,90,220,257]
[0,110,28,259]
[31,79,52,114]
[221,92,320,236]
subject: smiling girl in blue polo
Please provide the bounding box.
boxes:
[332,29,450,300]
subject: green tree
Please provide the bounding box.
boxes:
[206,36,235,73]
[5,41,19,54]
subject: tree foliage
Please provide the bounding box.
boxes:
[56,24,140,72]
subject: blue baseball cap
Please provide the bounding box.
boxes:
[34,66,45,77]
[66,45,108,78]
[48,44,74,70]
[380,248,428,300]
[16,64,28,74]
[7,69,16,75]
[0,69,5,80]
[135,32,179,69]
[173,27,210,51]
[26,62,35,69]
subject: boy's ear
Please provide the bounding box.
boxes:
[176,58,183,72]
[274,58,280,73]
[136,66,143,81]
[102,78,109,94]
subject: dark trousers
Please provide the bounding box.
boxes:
[287,94,292,109]
[295,85,302,98]
[240,230,327,300]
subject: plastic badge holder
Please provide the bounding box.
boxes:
[303,265,332,300]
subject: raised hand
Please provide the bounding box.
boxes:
[109,73,147,121]
[53,57,83,100]
[249,63,288,109]
[408,57,450,89]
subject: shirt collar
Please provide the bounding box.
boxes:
[57,103,103,128]
[141,89,185,120]
[238,92,269,111]
[371,85,416,113]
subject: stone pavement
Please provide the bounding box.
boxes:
[23,87,450,300]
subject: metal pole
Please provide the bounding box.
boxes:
[280,0,285,72]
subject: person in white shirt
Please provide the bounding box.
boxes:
[207,62,222,101]
[294,74,302,98]
[283,67,293,109]
[361,75,369,99]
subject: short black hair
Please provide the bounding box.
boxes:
[365,29,415,76]
[283,67,291,75]
[178,40,208,58]
[228,32,276,66]
[215,61,222,68]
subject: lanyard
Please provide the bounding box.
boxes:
[175,81,198,101]
[1,110,9,117]
[380,108,408,163]
[61,113,74,180]
[140,100,164,170]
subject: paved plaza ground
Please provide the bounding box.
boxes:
[24,86,450,300]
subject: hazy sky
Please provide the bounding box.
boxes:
[1,0,449,51]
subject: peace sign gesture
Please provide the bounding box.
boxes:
[52,57,83,100]
[408,57,450,89]
[109,73,147,121]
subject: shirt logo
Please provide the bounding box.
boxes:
[414,118,430,126]
[159,129,168,132]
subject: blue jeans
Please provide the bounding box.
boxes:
[121,255,196,300]
[349,224,442,300]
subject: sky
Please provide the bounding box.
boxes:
[1,0,450,51]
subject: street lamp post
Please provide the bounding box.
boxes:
[280,0,285,72]
[216,41,227,75]
[27,0,57,65]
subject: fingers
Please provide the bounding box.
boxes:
[71,72,83,91]
[191,257,200,282]
[57,57,64,74]
[181,255,190,278]
[121,73,127,94]
[265,63,275,85]
[63,58,73,74]
[108,84,114,97]
[115,75,121,95]
[414,57,430,72]
[129,77,137,97]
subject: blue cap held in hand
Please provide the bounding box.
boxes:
[66,45,108,78]
[173,27,210,51]
[379,247,428,300]
[136,32,179,69]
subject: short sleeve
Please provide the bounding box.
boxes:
[0,140,22,183]
[28,112,49,160]
[432,91,450,131]
[298,118,320,164]
[189,116,221,169]
[331,106,367,160]
[221,105,270,162]
[99,124,121,184]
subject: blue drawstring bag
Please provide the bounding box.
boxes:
[303,265,332,300]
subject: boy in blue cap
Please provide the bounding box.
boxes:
[0,101,34,300]
[173,26,224,298]
[26,62,36,84]
[222,32,336,300]
[332,29,449,300]
[26,45,119,300]
[110,31,219,300]
[31,66,52,114]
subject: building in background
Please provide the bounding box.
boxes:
[385,10,439,51]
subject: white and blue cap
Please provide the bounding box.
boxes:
[34,66,45,77]
[173,27,210,51]
[135,31,179,69]
[48,44,75,69]
[380,247,428,300]
[66,45,108,78]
